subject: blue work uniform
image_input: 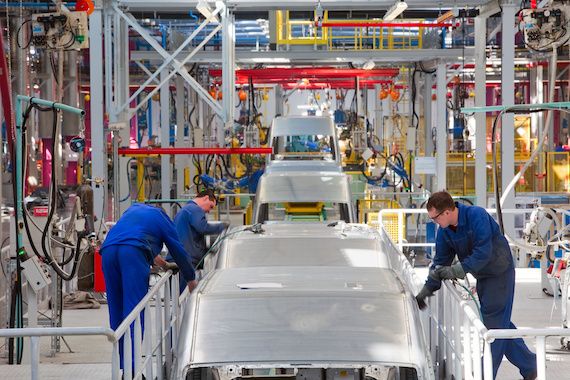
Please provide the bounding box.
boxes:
[174,200,226,268]
[425,203,537,379]
[100,203,195,369]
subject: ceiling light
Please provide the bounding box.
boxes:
[197,0,219,23]
[384,0,408,21]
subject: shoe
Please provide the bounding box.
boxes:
[522,370,537,380]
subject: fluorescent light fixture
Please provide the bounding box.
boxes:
[384,0,408,21]
[197,0,219,23]
[250,57,290,63]
[362,59,375,70]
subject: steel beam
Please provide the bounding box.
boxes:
[501,4,516,236]
[474,15,487,207]
[436,62,447,191]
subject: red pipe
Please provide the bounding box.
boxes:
[0,20,14,148]
[320,21,458,28]
[118,147,273,155]
[210,67,400,79]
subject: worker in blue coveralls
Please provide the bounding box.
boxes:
[100,203,198,372]
[415,191,537,380]
[174,189,228,270]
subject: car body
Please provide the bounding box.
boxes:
[267,116,341,166]
[175,223,434,380]
[252,171,356,223]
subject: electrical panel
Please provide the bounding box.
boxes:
[521,6,570,51]
[31,11,89,50]
[21,256,52,293]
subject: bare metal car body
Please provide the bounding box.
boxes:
[252,171,356,223]
[175,224,435,380]
[267,116,341,166]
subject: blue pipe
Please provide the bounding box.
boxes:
[188,11,198,22]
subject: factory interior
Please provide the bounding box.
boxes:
[1,0,570,379]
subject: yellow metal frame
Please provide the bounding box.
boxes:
[325,19,423,51]
[357,198,403,242]
[284,202,325,215]
[276,10,329,46]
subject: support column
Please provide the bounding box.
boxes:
[474,16,488,207]
[530,64,544,191]
[160,69,172,211]
[423,73,434,190]
[221,3,236,146]
[374,84,383,150]
[501,3,517,235]
[89,5,107,231]
[436,62,447,191]
[175,76,186,197]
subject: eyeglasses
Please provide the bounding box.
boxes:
[429,209,446,221]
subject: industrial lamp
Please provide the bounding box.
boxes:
[362,59,375,70]
[384,0,408,21]
[197,0,219,22]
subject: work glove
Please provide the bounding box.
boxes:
[435,263,466,280]
[163,261,179,275]
[415,285,434,310]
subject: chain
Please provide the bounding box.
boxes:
[79,116,86,139]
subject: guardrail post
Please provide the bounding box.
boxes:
[473,332,482,380]
[124,326,133,380]
[31,336,40,380]
[112,342,120,380]
[134,314,142,378]
[155,285,164,380]
[483,341,493,379]
[536,336,546,380]
[463,319,472,379]
[144,306,154,379]
[164,279,173,378]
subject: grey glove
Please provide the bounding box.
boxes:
[415,285,434,310]
[164,262,179,275]
[436,263,466,280]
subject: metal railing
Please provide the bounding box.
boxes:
[0,270,182,380]
[423,279,570,380]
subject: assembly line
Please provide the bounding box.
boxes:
[1,1,570,380]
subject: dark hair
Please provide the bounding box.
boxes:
[426,191,455,213]
[197,188,217,203]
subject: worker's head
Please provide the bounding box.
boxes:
[426,191,456,228]
[195,189,217,213]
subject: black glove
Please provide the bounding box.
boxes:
[435,263,465,280]
[415,285,434,310]
[164,262,179,275]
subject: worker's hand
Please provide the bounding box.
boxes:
[163,262,179,275]
[435,263,465,280]
[187,279,198,293]
[428,266,441,282]
[415,285,434,310]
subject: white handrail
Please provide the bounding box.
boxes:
[0,270,182,380]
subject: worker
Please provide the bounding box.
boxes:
[415,191,537,380]
[174,189,229,269]
[100,203,198,372]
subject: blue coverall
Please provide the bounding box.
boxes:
[174,200,226,268]
[100,203,195,370]
[425,203,537,379]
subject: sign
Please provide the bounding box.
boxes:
[414,157,437,175]
[33,206,49,217]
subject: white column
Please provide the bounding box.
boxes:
[89,6,107,231]
[474,16,488,207]
[423,73,434,191]
[374,84,383,149]
[160,69,171,211]
[221,3,235,146]
[175,76,186,197]
[501,4,517,235]
[436,62,447,191]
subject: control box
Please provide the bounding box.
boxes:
[21,256,52,293]
[521,6,570,51]
[31,11,89,50]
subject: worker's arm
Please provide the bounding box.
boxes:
[425,231,454,291]
[157,211,196,282]
[460,208,494,274]
[190,209,226,235]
